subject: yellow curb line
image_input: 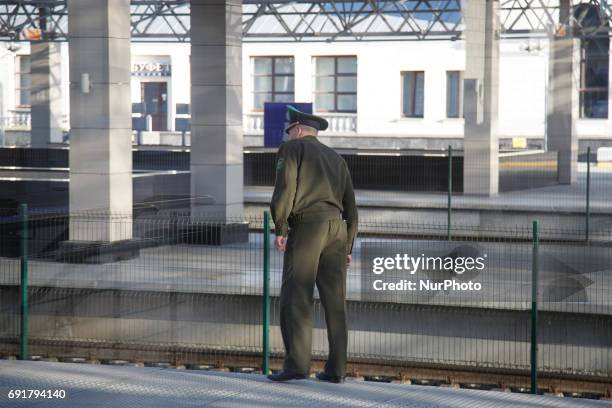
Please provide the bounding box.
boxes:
[499,161,557,168]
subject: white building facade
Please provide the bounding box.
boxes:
[0,38,611,149]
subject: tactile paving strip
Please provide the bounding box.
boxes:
[0,360,609,408]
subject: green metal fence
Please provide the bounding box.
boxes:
[1,145,608,238]
[0,208,610,390]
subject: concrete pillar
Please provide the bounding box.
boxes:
[30,42,63,146]
[462,0,500,196]
[546,0,578,184]
[190,0,244,219]
[68,0,132,241]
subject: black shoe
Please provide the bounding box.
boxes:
[267,370,307,382]
[316,371,345,383]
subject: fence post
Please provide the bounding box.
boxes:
[585,146,591,243]
[262,211,271,375]
[19,203,28,361]
[447,145,452,241]
[530,220,539,394]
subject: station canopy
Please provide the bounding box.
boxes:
[0,0,611,42]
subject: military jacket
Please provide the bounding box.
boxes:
[271,135,358,254]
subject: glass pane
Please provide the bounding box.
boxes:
[337,57,357,74]
[402,73,414,116]
[20,56,31,74]
[275,57,294,74]
[338,95,357,112]
[274,76,294,93]
[581,91,608,118]
[315,76,334,92]
[447,72,459,118]
[315,94,334,111]
[315,57,334,75]
[253,93,272,110]
[337,76,356,92]
[274,93,294,103]
[585,60,608,87]
[20,89,30,106]
[254,76,272,92]
[253,58,272,75]
[20,73,30,90]
[414,72,424,116]
[586,38,609,58]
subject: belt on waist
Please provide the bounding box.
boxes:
[289,211,342,225]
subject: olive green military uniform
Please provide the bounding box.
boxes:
[271,135,358,377]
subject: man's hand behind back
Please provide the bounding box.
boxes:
[275,236,287,252]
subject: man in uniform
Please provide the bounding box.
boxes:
[267,105,358,383]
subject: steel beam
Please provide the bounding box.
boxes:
[0,0,611,42]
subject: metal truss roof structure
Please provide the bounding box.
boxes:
[0,0,610,42]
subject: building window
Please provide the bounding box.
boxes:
[574,3,609,119]
[313,56,357,113]
[446,71,463,118]
[579,38,609,119]
[401,71,424,118]
[15,55,31,107]
[252,56,295,111]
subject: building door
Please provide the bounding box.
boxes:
[141,82,168,131]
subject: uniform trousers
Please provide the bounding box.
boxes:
[279,217,348,377]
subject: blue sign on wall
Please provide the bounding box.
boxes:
[263,102,313,147]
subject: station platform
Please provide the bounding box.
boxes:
[244,168,612,237]
[0,360,609,407]
[245,164,612,213]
